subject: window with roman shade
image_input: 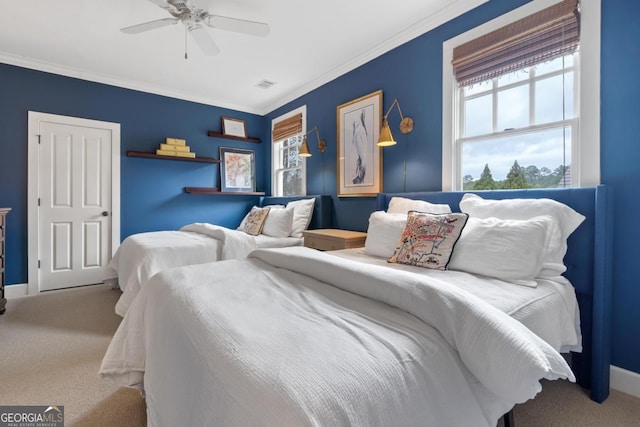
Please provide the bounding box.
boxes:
[447,0,581,191]
[271,107,307,196]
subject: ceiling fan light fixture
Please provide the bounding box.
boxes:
[120,0,270,56]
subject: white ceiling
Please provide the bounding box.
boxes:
[0,0,485,115]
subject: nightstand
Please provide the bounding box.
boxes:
[302,229,367,251]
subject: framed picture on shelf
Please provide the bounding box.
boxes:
[336,89,383,197]
[219,147,256,192]
[221,117,248,138]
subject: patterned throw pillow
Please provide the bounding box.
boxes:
[388,211,469,270]
[238,206,271,236]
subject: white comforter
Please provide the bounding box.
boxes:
[105,224,301,316]
[101,247,574,427]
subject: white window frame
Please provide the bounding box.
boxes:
[442,0,600,191]
[271,105,307,197]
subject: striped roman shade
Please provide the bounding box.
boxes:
[452,0,580,87]
[272,113,302,142]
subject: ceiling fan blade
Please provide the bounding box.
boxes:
[121,18,179,34]
[189,26,220,55]
[205,15,270,37]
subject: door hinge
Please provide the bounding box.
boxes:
[38,198,40,206]
[38,260,41,268]
[37,134,41,144]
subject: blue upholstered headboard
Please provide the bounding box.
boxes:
[260,195,332,230]
[377,186,612,403]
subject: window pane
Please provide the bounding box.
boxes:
[535,72,574,124]
[282,169,303,196]
[497,68,529,87]
[464,94,492,137]
[461,126,571,189]
[464,79,492,96]
[535,55,573,76]
[288,146,299,167]
[497,84,529,130]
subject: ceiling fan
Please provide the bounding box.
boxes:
[121,0,270,57]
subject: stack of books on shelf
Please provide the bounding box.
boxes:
[156,138,196,158]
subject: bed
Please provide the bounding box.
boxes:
[100,186,612,426]
[375,186,613,403]
[105,195,332,316]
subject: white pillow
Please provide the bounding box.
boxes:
[286,198,315,238]
[364,211,407,258]
[387,197,451,215]
[459,193,585,278]
[448,216,552,286]
[262,207,295,238]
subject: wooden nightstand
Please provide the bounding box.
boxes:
[302,229,367,251]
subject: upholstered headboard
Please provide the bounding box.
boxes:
[260,195,332,230]
[377,186,612,403]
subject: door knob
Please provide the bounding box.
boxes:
[102,211,109,217]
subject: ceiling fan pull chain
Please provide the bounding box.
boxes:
[184,25,188,59]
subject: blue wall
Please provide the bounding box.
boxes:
[2,0,639,378]
[0,64,267,286]
[265,0,640,377]
[600,0,640,377]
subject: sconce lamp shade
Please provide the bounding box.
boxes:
[299,136,312,157]
[377,118,396,147]
[298,126,326,157]
[377,98,413,147]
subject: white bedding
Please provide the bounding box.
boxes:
[104,223,302,316]
[101,247,575,427]
[331,248,582,353]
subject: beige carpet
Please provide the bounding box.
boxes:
[0,284,145,426]
[1,284,639,426]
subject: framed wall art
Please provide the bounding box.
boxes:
[219,147,256,192]
[221,117,247,138]
[336,90,383,197]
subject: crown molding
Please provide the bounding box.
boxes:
[0,51,260,114]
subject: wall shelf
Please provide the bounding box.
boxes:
[184,187,265,196]
[128,152,263,195]
[207,131,261,144]
[127,150,220,163]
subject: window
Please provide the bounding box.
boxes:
[272,106,307,196]
[459,55,576,190]
[442,0,600,191]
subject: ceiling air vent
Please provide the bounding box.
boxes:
[256,80,275,89]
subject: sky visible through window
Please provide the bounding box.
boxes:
[462,127,570,180]
[461,56,573,183]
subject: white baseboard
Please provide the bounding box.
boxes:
[611,365,640,399]
[4,283,28,298]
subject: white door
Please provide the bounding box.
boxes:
[29,113,120,291]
